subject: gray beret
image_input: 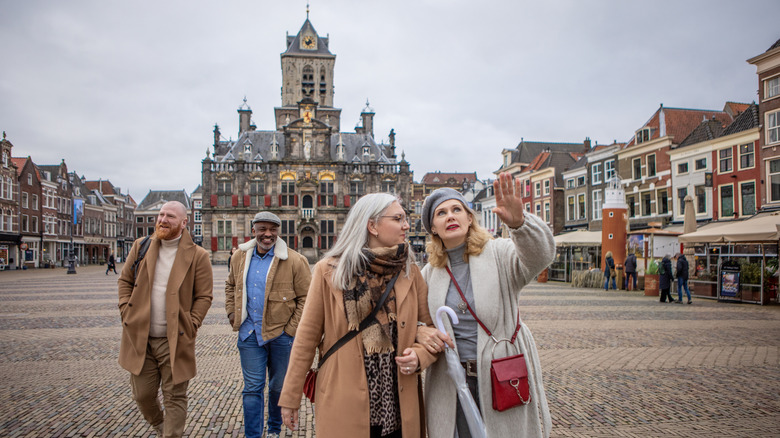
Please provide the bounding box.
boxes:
[252,211,281,226]
[421,187,469,234]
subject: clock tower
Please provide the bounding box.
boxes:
[277,17,339,131]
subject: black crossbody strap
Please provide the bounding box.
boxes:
[131,236,152,283]
[318,271,400,367]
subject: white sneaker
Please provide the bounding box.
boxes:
[266,433,280,438]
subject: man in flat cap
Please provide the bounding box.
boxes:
[225,211,311,438]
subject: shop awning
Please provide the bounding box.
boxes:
[679,212,780,243]
[554,230,602,246]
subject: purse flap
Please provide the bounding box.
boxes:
[491,354,528,382]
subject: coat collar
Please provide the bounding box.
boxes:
[144,229,196,289]
[238,236,289,260]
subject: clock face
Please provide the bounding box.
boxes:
[302,35,316,50]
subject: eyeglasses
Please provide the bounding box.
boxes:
[380,215,409,224]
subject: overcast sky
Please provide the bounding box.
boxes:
[2,0,779,201]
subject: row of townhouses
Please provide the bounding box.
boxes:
[470,38,779,237]
[0,132,201,269]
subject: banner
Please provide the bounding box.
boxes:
[73,199,84,225]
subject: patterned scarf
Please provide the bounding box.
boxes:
[343,244,408,354]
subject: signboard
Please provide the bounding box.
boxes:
[0,245,7,266]
[704,172,713,187]
[719,260,741,300]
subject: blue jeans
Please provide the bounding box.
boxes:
[237,331,293,438]
[677,277,691,302]
[604,276,616,290]
[625,272,637,290]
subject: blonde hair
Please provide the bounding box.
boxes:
[425,203,492,268]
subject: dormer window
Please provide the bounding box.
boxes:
[244,143,251,155]
[636,128,650,144]
[363,146,370,157]
[1,151,7,167]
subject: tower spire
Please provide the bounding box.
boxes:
[306,2,310,19]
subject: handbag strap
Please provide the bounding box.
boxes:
[318,271,400,367]
[445,265,521,344]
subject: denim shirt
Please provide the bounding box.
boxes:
[239,245,276,346]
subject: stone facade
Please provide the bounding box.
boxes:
[201,17,412,263]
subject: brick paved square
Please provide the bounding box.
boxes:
[1,265,779,437]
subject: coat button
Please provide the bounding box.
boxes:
[400,385,404,392]
[123,322,127,326]
[179,331,184,335]
[400,321,405,328]
[128,303,133,307]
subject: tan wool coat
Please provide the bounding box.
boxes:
[118,229,213,385]
[279,258,437,438]
[224,237,311,339]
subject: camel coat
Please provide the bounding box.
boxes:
[118,229,213,385]
[279,258,436,438]
[422,213,555,438]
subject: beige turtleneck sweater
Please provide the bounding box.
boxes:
[149,234,181,337]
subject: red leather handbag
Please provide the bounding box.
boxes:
[490,341,530,411]
[303,368,317,403]
[446,266,531,412]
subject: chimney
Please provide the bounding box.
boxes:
[238,97,252,135]
[213,124,220,147]
[388,129,396,158]
[584,137,591,152]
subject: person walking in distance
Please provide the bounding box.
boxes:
[624,252,637,291]
[659,255,675,303]
[225,211,312,438]
[117,201,213,437]
[675,253,692,304]
[106,251,118,275]
[603,251,617,291]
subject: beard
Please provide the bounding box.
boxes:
[154,222,184,240]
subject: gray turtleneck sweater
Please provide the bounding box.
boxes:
[444,243,478,361]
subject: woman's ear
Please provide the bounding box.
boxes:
[367,220,378,237]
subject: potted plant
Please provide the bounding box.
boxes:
[644,259,660,297]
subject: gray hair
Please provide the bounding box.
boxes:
[324,193,415,291]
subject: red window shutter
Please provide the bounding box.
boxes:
[232,236,238,248]
[264,195,271,207]
[278,195,282,206]
[317,195,321,207]
[211,237,218,251]
[231,195,238,207]
[344,195,350,207]
[244,236,251,242]
[210,195,217,206]
[294,195,298,206]
[333,194,338,206]
[318,236,321,248]
[294,236,298,248]
[243,195,250,207]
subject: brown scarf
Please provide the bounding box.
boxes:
[343,244,408,354]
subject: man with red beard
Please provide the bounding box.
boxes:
[118,201,213,437]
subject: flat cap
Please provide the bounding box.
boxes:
[421,187,468,234]
[252,211,281,226]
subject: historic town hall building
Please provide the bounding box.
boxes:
[201,16,412,263]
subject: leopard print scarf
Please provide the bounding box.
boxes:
[343,244,408,354]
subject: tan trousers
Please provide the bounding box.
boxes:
[130,337,189,438]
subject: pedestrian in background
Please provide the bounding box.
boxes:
[117,201,213,437]
[225,211,311,438]
[624,252,637,291]
[279,193,436,438]
[659,255,675,303]
[675,253,692,304]
[106,251,118,275]
[604,251,617,291]
[415,173,554,438]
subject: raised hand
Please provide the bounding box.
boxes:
[492,172,525,229]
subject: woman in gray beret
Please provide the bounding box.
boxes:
[416,172,555,438]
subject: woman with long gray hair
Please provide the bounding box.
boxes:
[279,193,437,438]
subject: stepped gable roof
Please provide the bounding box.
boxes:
[137,190,191,211]
[625,106,734,148]
[284,19,333,56]
[722,103,759,136]
[421,172,478,185]
[723,101,750,118]
[678,118,727,148]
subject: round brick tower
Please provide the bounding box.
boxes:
[601,178,628,270]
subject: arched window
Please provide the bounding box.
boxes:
[302,66,314,97]
[302,236,313,248]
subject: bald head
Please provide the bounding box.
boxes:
[155,201,188,240]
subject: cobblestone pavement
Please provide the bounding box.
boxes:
[1,264,779,437]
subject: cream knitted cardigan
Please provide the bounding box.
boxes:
[422,213,555,438]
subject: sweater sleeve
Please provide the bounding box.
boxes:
[493,212,555,292]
